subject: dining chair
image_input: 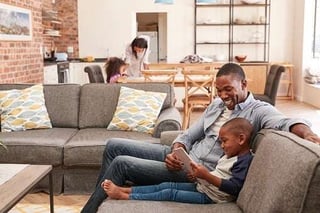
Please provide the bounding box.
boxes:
[182,69,216,129]
[84,65,105,83]
[148,64,178,70]
[253,64,285,106]
[182,63,214,72]
[141,69,178,86]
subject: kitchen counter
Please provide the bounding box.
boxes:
[44,58,107,66]
[69,58,107,63]
[44,61,58,67]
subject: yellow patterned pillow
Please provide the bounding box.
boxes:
[107,86,167,134]
[0,84,52,132]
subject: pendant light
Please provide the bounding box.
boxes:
[196,0,217,3]
[154,0,174,4]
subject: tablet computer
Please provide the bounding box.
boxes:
[173,147,194,173]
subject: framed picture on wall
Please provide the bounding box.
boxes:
[0,3,32,41]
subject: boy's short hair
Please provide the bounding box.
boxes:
[222,118,253,141]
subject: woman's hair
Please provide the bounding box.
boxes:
[105,57,126,83]
[130,37,148,59]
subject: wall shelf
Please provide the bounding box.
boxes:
[42,10,61,37]
[194,0,271,63]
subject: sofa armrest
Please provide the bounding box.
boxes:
[152,107,182,138]
[160,130,183,146]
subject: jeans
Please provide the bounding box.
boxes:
[130,182,213,204]
[81,138,189,213]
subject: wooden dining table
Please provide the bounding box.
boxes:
[125,68,218,87]
[125,73,213,87]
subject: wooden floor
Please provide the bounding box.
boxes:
[9,99,320,213]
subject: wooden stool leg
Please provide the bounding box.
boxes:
[288,67,294,100]
[182,103,189,130]
[277,64,294,100]
[184,104,194,130]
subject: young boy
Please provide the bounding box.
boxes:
[101,117,254,204]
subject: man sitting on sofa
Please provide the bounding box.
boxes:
[81,63,320,213]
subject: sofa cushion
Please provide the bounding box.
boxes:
[98,200,242,213]
[43,84,80,128]
[0,84,52,132]
[64,128,160,167]
[107,86,166,134]
[0,128,78,166]
[79,83,175,129]
[237,129,320,213]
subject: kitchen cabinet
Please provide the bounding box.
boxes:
[69,62,105,84]
[194,0,270,63]
[43,65,58,84]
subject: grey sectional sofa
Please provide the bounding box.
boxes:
[97,129,320,213]
[0,83,181,194]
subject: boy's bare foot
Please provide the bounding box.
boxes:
[101,179,108,188]
[102,180,130,200]
[101,180,131,193]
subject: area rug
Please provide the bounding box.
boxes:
[9,204,82,213]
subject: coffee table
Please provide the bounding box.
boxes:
[0,164,53,213]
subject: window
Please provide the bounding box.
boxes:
[313,0,320,57]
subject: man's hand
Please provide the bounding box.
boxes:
[186,171,197,182]
[290,124,320,145]
[165,152,183,171]
[304,133,320,145]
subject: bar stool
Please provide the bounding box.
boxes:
[276,63,294,100]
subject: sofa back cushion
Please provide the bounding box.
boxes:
[79,83,175,128]
[43,84,80,127]
[237,129,320,213]
[0,84,80,128]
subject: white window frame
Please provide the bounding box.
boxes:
[313,0,320,58]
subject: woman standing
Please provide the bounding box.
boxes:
[125,36,150,77]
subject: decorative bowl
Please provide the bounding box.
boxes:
[235,55,247,63]
[214,54,226,61]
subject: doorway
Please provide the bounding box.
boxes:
[136,13,167,63]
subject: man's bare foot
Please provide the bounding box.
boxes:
[102,180,130,200]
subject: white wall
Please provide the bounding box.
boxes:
[78,0,194,62]
[269,0,295,62]
[79,0,296,61]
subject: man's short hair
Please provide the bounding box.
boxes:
[216,63,246,81]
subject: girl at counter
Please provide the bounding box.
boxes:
[105,57,128,83]
[124,36,150,77]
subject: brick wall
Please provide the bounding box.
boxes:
[55,0,78,59]
[42,0,56,56]
[0,0,79,83]
[43,0,78,59]
[0,0,43,83]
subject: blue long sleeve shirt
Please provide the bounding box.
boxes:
[197,152,253,203]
